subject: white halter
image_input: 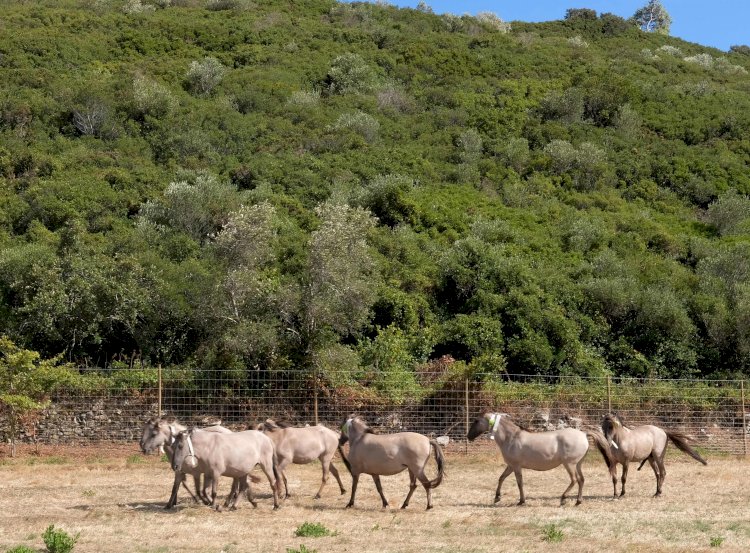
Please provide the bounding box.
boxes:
[341,418,353,437]
[182,432,198,469]
[486,413,504,434]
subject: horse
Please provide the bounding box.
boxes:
[171,428,281,510]
[257,419,346,499]
[467,411,613,506]
[338,415,445,510]
[601,412,707,498]
[140,418,262,509]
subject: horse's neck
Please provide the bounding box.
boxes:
[495,418,520,442]
[348,421,370,443]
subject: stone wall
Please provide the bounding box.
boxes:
[0,396,158,444]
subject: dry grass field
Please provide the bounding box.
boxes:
[0,444,748,553]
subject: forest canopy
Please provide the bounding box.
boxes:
[1,0,749,388]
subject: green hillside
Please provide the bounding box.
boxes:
[1,0,749,387]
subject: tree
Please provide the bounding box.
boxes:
[565,8,597,21]
[632,1,671,34]
[0,337,78,456]
[291,202,378,360]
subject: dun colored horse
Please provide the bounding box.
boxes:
[172,428,280,510]
[338,415,445,510]
[257,419,346,499]
[140,418,258,508]
[601,413,707,498]
[468,412,613,506]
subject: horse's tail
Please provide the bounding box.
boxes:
[427,439,446,489]
[665,430,708,465]
[586,428,615,471]
[337,443,353,476]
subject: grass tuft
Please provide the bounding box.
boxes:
[294,522,335,538]
[541,523,564,543]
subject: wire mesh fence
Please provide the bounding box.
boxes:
[3,365,748,456]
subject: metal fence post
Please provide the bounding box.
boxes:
[742,380,747,457]
[465,377,469,455]
[607,375,612,414]
[313,372,319,426]
[157,364,162,419]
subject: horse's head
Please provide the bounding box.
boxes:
[140,417,169,454]
[601,412,623,441]
[340,414,370,445]
[171,429,198,472]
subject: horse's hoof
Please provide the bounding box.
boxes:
[251,502,258,508]
[493,496,501,504]
[426,505,433,511]
[215,505,223,513]
[575,500,582,506]
[273,505,280,511]
[313,494,321,500]
[517,500,526,506]
[340,489,347,495]
[345,503,354,509]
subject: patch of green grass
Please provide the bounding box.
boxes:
[81,489,95,498]
[442,519,451,529]
[160,453,169,463]
[286,546,316,553]
[6,545,37,553]
[710,536,725,547]
[541,523,564,543]
[26,456,68,466]
[125,454,145,465]
[42,525,79,553]
[294,522,335,538]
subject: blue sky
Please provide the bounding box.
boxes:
[372,1,748,52]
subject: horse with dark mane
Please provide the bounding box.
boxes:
[257,419,346,499]
[601,412,707,498]
[338,415,445,510]
[468,411,613,506]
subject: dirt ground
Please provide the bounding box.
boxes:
[0,444,748,553]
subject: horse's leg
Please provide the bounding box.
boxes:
[401,468,418,510]
[610,462,619,498]
[200,474,213,505]
[329,462,346,495]
[276,458,291,499]
[241,474,257,508]
[513,468,526,506]
[259,458,280,510]
[372,475,389,509]
[181,474,199,503]
[315,457,330,499]
[209,470,219,509]
[346,473,360,508]
[166,471,182,509]
[224,478,239,509]
[494,465,513,504]
[575,460,585,506]
[646,456,662,497]
[620,462,629,497]
[560,464,576,506]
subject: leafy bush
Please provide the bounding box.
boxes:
[327,54,377,95]
[185,57,226,96]
[294,522,335,538]
[42,525,79,553]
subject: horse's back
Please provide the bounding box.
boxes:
[504,428,588,470]
[352,432,430,475]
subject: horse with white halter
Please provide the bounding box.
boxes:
[140,418,259,508]
[338,415,445,510]
[171,428,281,510]
[468,411,613,506]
